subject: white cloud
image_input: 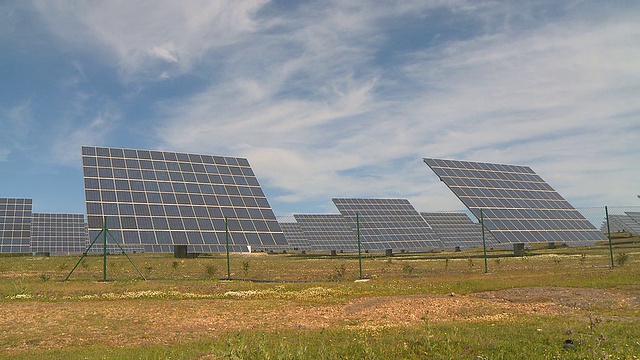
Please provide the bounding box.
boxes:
[32,0,269,80]
[22,1,640,212]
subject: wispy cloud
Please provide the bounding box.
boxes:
[19,1,640,214]
[33,0,269,81]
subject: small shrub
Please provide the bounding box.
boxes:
[172,261,179,270]
[242,261,250,278]
[40,273,51,282]
[444,258,449,269]
[494,258,501,266]
[332,264,347,279]
[616,252,629,266]
[205,264,217,277]
[402,264,414,275]
[81,259,89,269]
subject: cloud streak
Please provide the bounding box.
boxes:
[8,1,640,214]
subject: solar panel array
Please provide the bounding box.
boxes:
[30,213,89,254]
[0,198,32,253]
[420,212,502,249]
[333,198,443,252]
[601,214,640,235]
[423,158,606,245]
[293,214,358,251]
[626,212,640,232]
[82,146,287,253]
[278,222,310,251]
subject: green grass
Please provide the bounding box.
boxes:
[5,317,640,360]
[1,244,639,359]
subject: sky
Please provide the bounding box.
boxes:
[1,1,639,217]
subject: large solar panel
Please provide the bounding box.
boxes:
[277,219,310,251]
[602,214,640,235]
[293,214,358,251]
[420,212,502,250]
[332,198,443,252]
[82,146,287,253]
[423,158,606,246]
[0,198,32,253]
[30,213,89,254]
[624,212,640,234]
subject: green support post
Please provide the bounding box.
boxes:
[605,206,614,269]
[65,216,146,281]
[103,217,108,281]
[481,209,488,274]
[357,213,363,279]
[226,217,231,279]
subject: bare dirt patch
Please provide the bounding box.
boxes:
[1,286,639,354]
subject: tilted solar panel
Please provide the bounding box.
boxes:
[333,198,443,252]
[420,212,502,249]
[278,222,310,250]
[30,213,89,254]
[0,198,32,253]
[294,214,358,252]
[423,158,605,246]
[82,146,287,253]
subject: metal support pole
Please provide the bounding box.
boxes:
[65,228,104,281]
[103,217,108,281]
[225,217,231,279]
[606,206,614,269]
[357,213,363,279]
[481,209,488,274]
[106,230,147,280]
[65,217,146,281]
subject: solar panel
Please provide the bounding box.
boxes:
[420,212,502,250]
[602,214,640,235]
[624,212,640,234]
[30,213,89,254]
[0,198,32,253]
[423,158,606,246]
[332,198,443,252]
[278,222,310,251]
[293,214,358,252]
[82,146,287,253]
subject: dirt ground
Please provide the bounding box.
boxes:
[2,286,639,353]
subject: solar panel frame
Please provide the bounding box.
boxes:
[278,222,311,251]
[0,198,32,253]
[332,198,443,252]
[423,158,606,246]
[420,212,502,250]
[603,214,640,235]
[30,213,89,254]
[82,146,287,253]
[294,214,358,252]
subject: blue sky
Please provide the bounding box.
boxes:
[1,1,639,216]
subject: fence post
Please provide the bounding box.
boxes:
[481,208,488,273]
[605,206,614,269]
[357,213,363,279]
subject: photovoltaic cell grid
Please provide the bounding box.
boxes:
[82,146,287,253]
[30,213,89,254]
[278,222,310,250]
[293,214,358,251]
[332,198,443,252]
[420,212,502,250]
[601,214,640,235]
[0,198,32,253]
[625,212,640,233]
[423,158,606,245]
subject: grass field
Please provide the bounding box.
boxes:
[1,241,639,359]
